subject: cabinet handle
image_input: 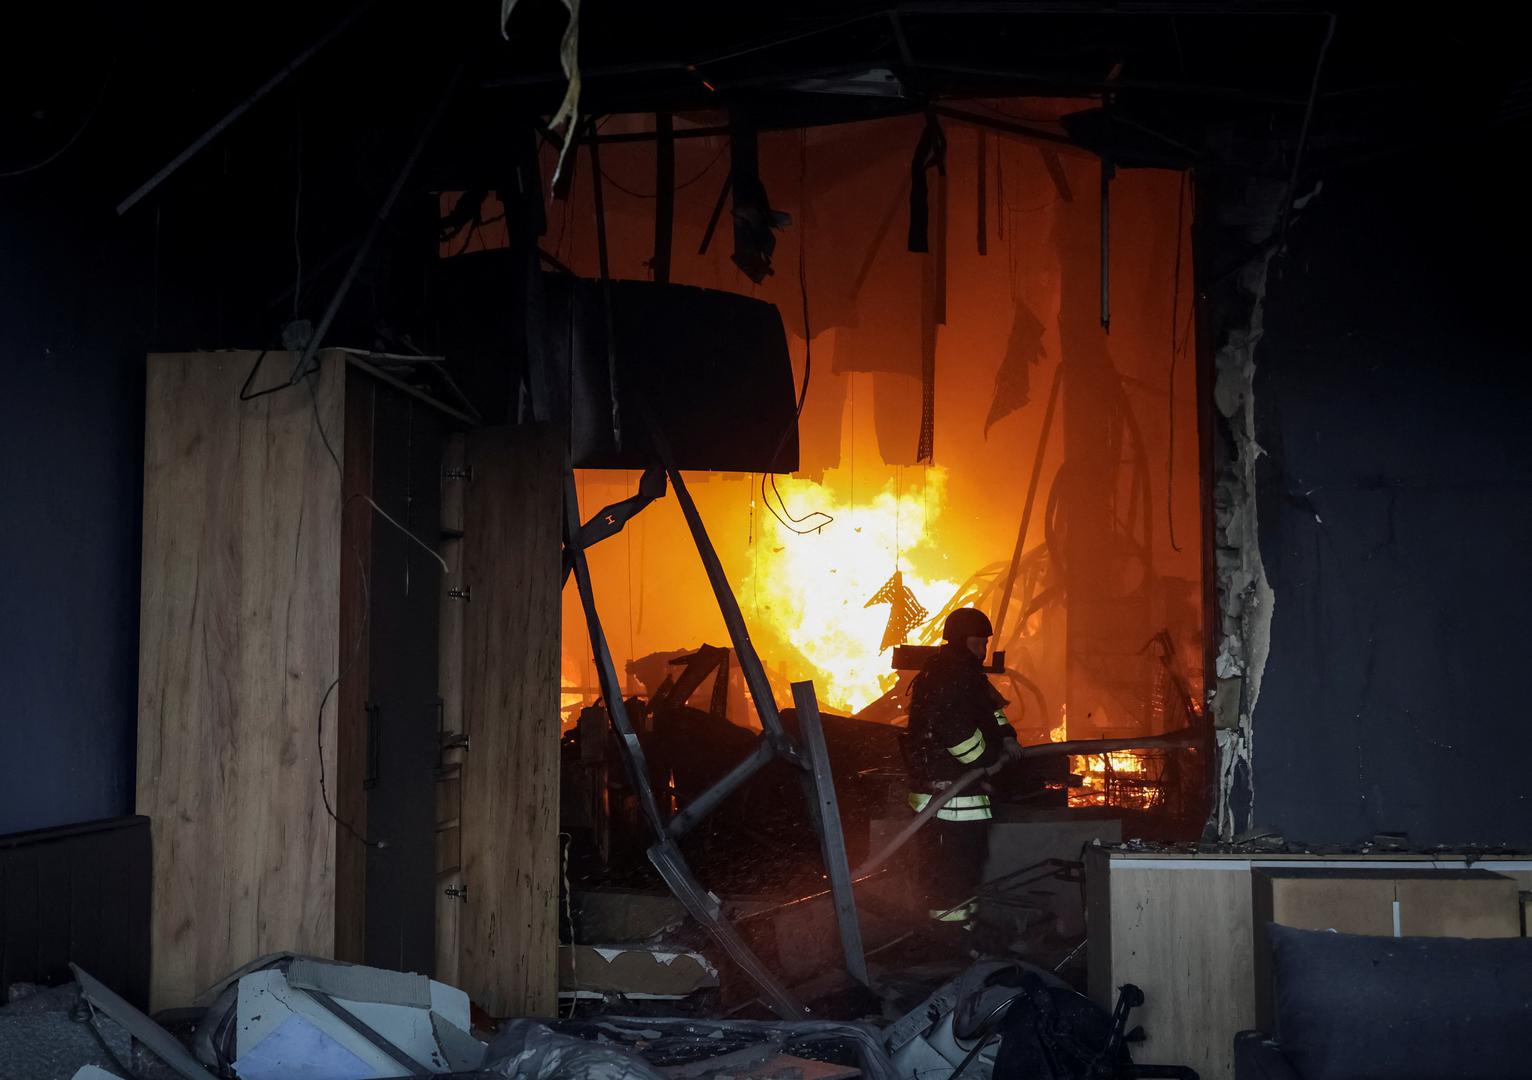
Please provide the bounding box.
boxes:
[437,698,469,753]
[444,885,468,902]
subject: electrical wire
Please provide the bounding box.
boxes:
[0,60,115,178]
[306,370,382,847]
[304,369,449,850]
[625,471,636,662]
[316,543,382,850]
[749,474,759,622]
[308,372,449,574]
[946,995,1023,1080]
[598,141,728,199]
[760,129,833,536]
[77,999,141,1080]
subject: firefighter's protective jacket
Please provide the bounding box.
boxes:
[905,641,1018,820]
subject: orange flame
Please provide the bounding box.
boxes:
[744,470,962,714]
[1069,751,1155,808]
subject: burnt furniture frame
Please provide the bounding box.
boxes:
[562,425,867,1019]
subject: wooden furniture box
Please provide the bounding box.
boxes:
[1086,849,1532,1080]
[137,351,559,1014]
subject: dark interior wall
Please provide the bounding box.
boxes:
[0,191,152,835]
[1250,134,1532,846]
[0,1,456,837]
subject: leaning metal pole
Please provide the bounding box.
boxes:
[286,63,465,387]
[648,451,869,988]
[793,682,870,986]
[992,360,1063,645]
[562,467,807,1018]
[116,0,381,215]
[561,399,875,1006]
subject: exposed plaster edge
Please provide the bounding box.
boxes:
[1209,200,1283,841]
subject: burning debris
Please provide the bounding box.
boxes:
[743,469,962,715]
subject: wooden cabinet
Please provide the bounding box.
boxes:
[1085,849,1532,1080]
[432,425,562,1016]
[137,351,445,1007]
[455,424,561,1017]
[361,378,446,975]
[138,350,562,1016]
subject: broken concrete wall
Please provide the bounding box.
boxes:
[1244,142,1532,848]
[1201,172,1286,841]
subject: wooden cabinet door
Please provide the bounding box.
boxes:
[363,392,444,976]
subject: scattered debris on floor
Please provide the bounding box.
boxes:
[0,981,133,1080]
[2,948,1191,1080]
[559,945,720,1004]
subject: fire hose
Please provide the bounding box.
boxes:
[852,728,1200,879]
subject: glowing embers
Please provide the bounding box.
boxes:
[744,470,961,714]
[1068,750,1163,810]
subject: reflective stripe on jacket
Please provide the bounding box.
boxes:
[908,790,994,822]
[905,641,1018,789]
[929,900,977,922]
[947,727,987,764]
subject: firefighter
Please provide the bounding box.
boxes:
[905,607,1023,932]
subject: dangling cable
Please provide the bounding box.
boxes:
[749,474,759,622]
[625,471,636,668]
[760,128,832,536]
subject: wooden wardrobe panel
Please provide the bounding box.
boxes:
[137,351,343,1009]
[362,394,443,976]
[458,424,561,1016]
[335,371,376,963]
[436,432,467,986]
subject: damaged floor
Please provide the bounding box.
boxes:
[1,945,1156,1080]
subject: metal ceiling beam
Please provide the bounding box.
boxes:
[932,105,1081,149]
[116,0,380,215]
[917,61,1311,105]
[891,1,1329,14]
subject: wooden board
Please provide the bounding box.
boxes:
[458,424,562,1016]
[436,432,468,986]
[335,370,376,963]
[1087,854,1255,1080]
[1087,852,1532,1080]
[137,351,344,1009]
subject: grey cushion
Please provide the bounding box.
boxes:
[1269,925,1532,1080]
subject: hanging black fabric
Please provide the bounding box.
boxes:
[984,301,1047,436]
[908,113,946,462]
[907,113,948,254]
[729,114,790,283]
